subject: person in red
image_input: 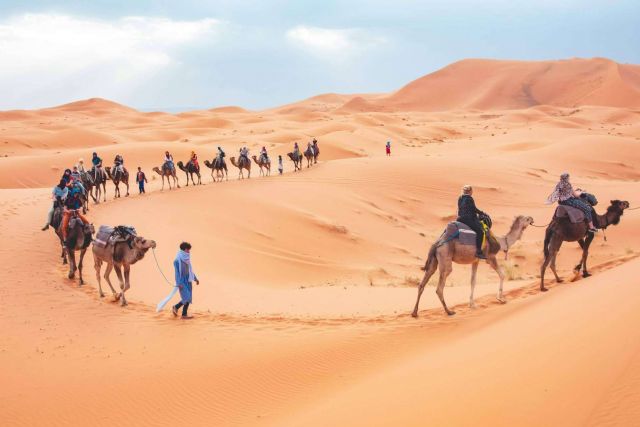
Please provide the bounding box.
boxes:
[61,185,90,243]
[136,167,148,194]
[190,151,199,170]
[386,140,391,156]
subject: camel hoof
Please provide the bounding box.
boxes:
[446,310,456,316]
[114,293,122,301]
[99,292,105,298]
[121,301,128,307]
[541,287,548,292]
[556,278,564,283]
[411,312,418,318]
[583,272,592,278]
[469,303,477,309]
[497,298,506,304]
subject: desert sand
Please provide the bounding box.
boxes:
[1,58,640,426]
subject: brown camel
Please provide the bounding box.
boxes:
[251,155,271,176]
[312,142,320,164]
[54,210,95,285]
[105,166,130,198]
[412,215,533,317]
[152,164,180,190]
[177,160,202,186]
[92,235,157,306]
[79,171,96,209]
[304,146,314,168]
[287,151,302,171]
[230,156,251,179]
[90,166,107,203]
[204,158,228,182]
[540,199,629,291]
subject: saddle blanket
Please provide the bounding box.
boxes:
[443,221,477,246]
[555,205,585,224]
[93,225,137,248]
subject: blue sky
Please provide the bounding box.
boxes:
[0,0,638,111]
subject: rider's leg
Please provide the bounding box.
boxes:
[77,212,90,225]
[61,211,71,241]
[42,204,54,230]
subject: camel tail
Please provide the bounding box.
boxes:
[543,227,553,258]
[421,243,438,272]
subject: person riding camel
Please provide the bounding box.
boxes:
[546,172,597,233]
[260,146,269,163]
[164,151,175,172]
[91,152,103,180]
[61,168,72,185]
[42,179,69,230]
[190,151,199,169]
[216,146,226,167]
[307,141,314,156]
[113,154,124,174]
[61,184,90,244]
[293,142,300,158]
[457,185,488,260]
[70,166,86,194]
[312,139,319,155]
[77,158,86,173]
[240,146,249,163]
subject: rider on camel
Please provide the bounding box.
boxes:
[260,146,269,163]
[457,185,488,260]
[164,151,175,172]
[546,172,597,233]
[113,154,124,174]
[91,152,103,180]
[190,151,199,169]
[293,142,300,158]
[42,179,68,230]
[61,184,90,244]
[240,146,249,163]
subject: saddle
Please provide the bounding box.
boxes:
[94,225,137,248]
[440,220,499,250]
[554,205,585,224]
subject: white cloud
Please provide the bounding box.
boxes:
[0,14,221,108]
[286,25,385,57]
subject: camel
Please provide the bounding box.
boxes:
[312,143,320,164]
[252,155,271,176]
[54,210,95,285]
[90,166,107,203]
[177,160,202,186]
[105,166,130,198]
[304,146,314,168]
[204,158,228,182]
[92,235,156,306]
[412,215,533,317]
[79,171,96,209]
[496,215,534,260]
[287,151,303,171]
[540,199,629,291]
[152,163,180,190]
[230,156,251,179]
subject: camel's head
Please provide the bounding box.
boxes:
[607,200,629,225]
[519,215,534,228]
[132,236,156,251]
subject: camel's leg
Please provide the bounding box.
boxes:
[488,256,506,303]
[103,263,119,300]
[114,265,127,306]
[436,259,454,315]
[540,236,562,291]
[123,264,131,293]
[578,233,594,278]
[125,180,129,196]
[78,248,86,286]
[411,256,438,317]
[549,240,563,283]
[102,182,106,202]
[469,261,479,308]
[94,258,105,297]
[67,249,76,279]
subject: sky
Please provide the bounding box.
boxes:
[0,0,638,111]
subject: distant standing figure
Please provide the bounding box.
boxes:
[172,242,199,319]
[136,167,148,194]
[278,155,283,175]
[386,140,391,156]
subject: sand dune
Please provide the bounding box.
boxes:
[1,57,640,425]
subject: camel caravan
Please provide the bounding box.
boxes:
[42,142,631,320]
